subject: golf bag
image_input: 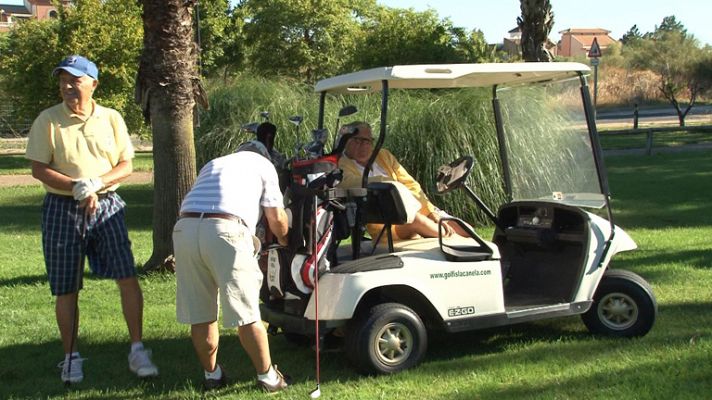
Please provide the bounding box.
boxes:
[264,137,350,300]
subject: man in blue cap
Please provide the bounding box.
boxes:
[25,55,159,383]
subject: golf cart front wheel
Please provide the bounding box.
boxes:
[346,303,427,375]
[582,269,657,337]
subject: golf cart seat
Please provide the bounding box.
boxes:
[365,182,412,226]
[365,181,417,252]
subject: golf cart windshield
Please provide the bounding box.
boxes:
[496,77,606,208]
[313,62,606,211]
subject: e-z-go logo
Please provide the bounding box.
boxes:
[448,306,475,317]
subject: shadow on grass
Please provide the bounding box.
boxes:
[422,301,712,399]
[1,301,709,398]
[0,334,322,399]
[606,151,712,230]
[0,270,151,290]
[623,248,712,278]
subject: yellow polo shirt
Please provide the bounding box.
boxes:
[25,101,134,196]
[338,149,438,240]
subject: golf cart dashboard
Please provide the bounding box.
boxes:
[497,202,588,245]
[516,206,553,229]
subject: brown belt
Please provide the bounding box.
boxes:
[179,212,246,226]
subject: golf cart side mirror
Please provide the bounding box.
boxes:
[435,156,474,194]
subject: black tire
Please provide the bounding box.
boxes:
[582,269,657,337]
[345,303,427,375]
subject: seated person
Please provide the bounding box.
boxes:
[336,121,468,242]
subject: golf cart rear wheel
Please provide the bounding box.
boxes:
[582,269,657,337]
[346,303,427,375]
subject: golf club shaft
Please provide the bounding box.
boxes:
[65,209,87,387]
[312,195,321,388]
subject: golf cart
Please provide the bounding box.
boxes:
[260,63,657,375]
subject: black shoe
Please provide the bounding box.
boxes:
[256,365,291,393]
[203,365,227,391]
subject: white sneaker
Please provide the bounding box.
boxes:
[128,348,159,378]
[58,356,85,383]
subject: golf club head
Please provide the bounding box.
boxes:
[309,385,321,398]
[288,115,304,126]
[338,105,357,117]
[311,128,329,144]
[241,122,259,134]
[260,111,270,121]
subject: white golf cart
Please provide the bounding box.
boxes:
[260,63,657,375]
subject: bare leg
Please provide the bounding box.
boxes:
[444,220,472,237]
[191,321,220,372]
[237,322,272,374]
[117,277,143,343]
[56,293,79,354]
[395,213,443,239]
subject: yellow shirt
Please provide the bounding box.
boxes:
[338,149,437,239]
[25,102,134,196]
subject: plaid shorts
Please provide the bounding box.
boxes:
[41,192,136,296]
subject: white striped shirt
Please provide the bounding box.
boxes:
[180,151,282,234]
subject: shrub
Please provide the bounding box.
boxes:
[196,76,504,225]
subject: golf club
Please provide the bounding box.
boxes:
[288,115,304,156]
[309,195,321,398]
[333,105,357,150]
[64,209,88,388]
[260,111,270,121]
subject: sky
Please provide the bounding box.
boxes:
[377,0,712,46]
[3,0,709,46]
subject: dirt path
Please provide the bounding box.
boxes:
[0,171,153,188]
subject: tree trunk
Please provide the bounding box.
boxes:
[518,0,554,62]
[137,0,198,272]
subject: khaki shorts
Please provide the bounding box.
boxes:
[173,217,262,328]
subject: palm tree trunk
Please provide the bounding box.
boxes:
[518,0,554,62]
[137,0,198,272]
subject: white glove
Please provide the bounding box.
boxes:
[72,177,104,201]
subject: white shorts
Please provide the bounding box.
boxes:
[173,217,262,328]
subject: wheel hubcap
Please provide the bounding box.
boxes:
[374,322,413,366]
[598,292,638,330]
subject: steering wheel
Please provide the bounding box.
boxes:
[435,156,474,194]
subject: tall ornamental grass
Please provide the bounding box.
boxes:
[197,76,504,225]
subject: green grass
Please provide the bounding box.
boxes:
[0,153,153,175]
[1,151,712,399]
[599,129,712,150]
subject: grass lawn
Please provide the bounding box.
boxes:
[1,151,711,399]
[599,128,712,150]
[0,152,154,175]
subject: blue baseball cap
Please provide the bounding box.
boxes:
[52,55,99,80]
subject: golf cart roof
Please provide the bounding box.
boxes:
[315,62,590,94]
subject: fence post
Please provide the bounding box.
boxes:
[645,129,653,155]
[633,103,639,130]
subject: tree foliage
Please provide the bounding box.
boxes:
[242,0,365,81]
[620,24,642,45]
[0,0,144,133]
[195,0,244,77]
[353,7,492,69]
[621,16,712,126]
